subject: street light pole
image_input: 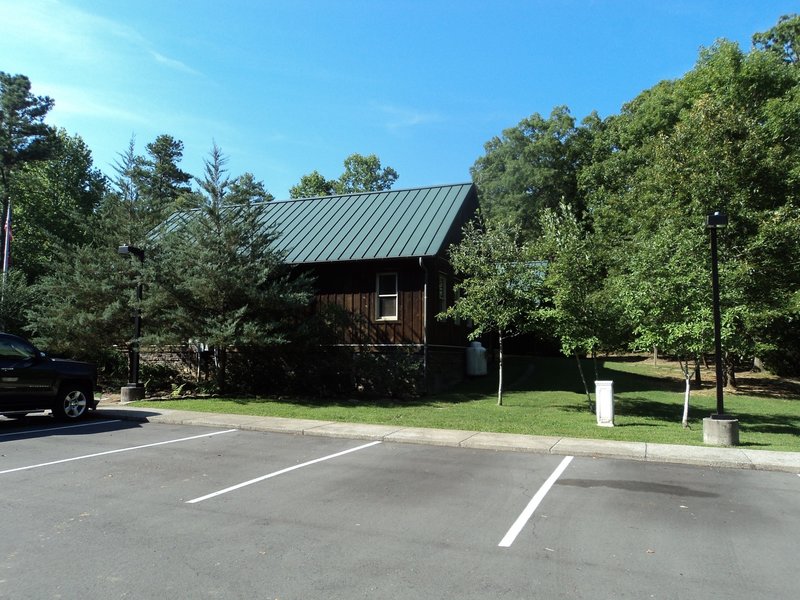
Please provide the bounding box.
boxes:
[118,245,145,402]
[703,211,738,445]
[709,220,725,416]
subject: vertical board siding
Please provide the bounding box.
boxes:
[306,258,470,348]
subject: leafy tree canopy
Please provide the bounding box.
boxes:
[289,153,398,198]
[588,26,800,381]
[439,217,545,404]
[0,71,57,261]
[471,106,598,237]
[0,72,55,183]
[753,13,800,64]
[9,129,106,280]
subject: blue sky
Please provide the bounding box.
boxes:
[1,0,796,199]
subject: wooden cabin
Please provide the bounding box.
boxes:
[259,183,480,391]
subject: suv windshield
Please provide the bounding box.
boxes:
[0,337,37,360]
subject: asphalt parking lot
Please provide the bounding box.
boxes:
[1,415,798,599]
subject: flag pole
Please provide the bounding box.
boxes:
[2,197,11,293]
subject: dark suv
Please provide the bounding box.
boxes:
[0,333,97,420]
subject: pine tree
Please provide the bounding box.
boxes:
[147,144,313,392]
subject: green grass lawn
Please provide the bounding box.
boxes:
[136,355,800,452]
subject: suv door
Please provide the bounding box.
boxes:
[0,335,57,410]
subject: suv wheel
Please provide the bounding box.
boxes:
[53,386,91,420]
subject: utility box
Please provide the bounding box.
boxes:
[595,380,615,427]
[465,341,488,376]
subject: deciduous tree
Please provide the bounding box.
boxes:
[471,106,594,237]
[538,201,624,409]
[289,153,398,198]
[9,129,105,280]
[438,218,545,405]
[753,13,800,64]
[0,72,57,274]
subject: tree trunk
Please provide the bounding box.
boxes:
[724,352,737,390]
[497,333,504,406]
[653,345,658,366]
[214,346,227,394]
[693,357,702,389]
[574,350,592,411]
[680,359,691,428]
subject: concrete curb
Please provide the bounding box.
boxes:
[95,406,800,474]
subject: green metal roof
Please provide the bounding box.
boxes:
[259,183,478,264]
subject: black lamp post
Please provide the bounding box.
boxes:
[118,245,145,401]
[704,211,738,445]
[705,211,727,415]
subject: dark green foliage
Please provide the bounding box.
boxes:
[337,153,398,194]
[98,135,193,248]
[753,13,800,64]
[440,217,546,405]
[289,170,335,198]
[289,153,398,198]
[146,144,313,393]
[760,311,800,376]
[349,350,421,399]
[131,135,193,214]
[223,348,420,399]
[592,34,800,379]
[26,243,131,381]
[9,130,106,281]
[0,269,33,335]
[23,132,193,383]
[471,106,595,237]
[0,71,56,210]
[229,172,274,204]
[474,15,800,379]
[0,71,58,280]
[139,362,184,396]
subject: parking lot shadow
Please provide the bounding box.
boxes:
[0,413,143,441]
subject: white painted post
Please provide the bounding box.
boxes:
[595,380,614,427]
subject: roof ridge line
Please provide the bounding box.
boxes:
[276,182,472,203]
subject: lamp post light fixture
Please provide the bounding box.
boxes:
[703,211,739,446]
[118,245,145,402]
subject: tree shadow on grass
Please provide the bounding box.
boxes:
[731,376,800,401]
[219,355,796,412]
[504,356,677,395]
[281,356,682,407]
[560,395,800,438]
[225,395,450,409]
[561,396,682,421]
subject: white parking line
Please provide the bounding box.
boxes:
[187,440,382,504]
[0,429,238,475]
[0,419,122,438]
[498,455,574,548]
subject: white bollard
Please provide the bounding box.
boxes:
[595,380,614,427]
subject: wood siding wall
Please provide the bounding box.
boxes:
[305,257,471,348]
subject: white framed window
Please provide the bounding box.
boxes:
[438,273,447,314]
[376,273,398,320]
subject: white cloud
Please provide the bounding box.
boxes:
[0,0,199,75]
[40,82,149,124]
[374,103,444,132]
[150,51,201,76]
